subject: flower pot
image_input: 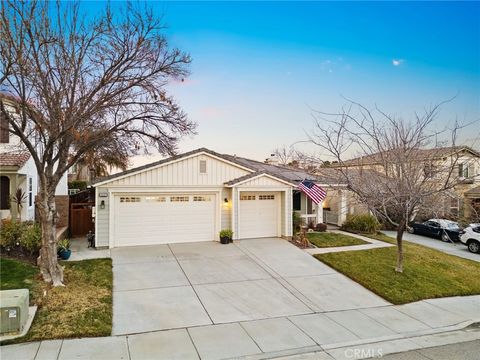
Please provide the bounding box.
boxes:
[220,236,231,244]
[58,248,71,260]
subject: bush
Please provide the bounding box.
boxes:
[315,223,327,232]
[0,219,24,247]
[0,220,41,255]
[219,229,233,239]
[342,214,380,234]
[292,211,304,234]
[20,223,42,254]
[68,180,88,190]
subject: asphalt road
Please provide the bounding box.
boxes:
[382,230,480,263]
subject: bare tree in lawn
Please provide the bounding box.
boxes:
[310,99,464,272]
[0,1,195,286]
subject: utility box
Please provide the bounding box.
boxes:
[0,289,29,334]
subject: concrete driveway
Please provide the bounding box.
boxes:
[383,231,480,263]
[111,238,389,335]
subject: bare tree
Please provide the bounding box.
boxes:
[272,145,298,166]
[310,99,465,272]
[0,1,195,285]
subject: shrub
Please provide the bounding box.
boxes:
[315,223,327,232]
[292,211,304,233]
[20,223,42,254]
[219,229,233,239]
[0,220,41,255]
[68,180,88,191]
[342,214,380,234]
[0,219,24,247]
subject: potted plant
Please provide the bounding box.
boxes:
[219,229,233,244]
[57,238,71,260]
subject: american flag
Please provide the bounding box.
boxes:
[298,180,327,204]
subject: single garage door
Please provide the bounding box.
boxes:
[238,192,280,239]
[114,194,216,246]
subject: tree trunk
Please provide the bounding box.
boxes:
[395,219,406,273]
[36,189,64,286]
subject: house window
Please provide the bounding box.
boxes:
[145,196,166,202]
[458,163,469,178]
[240,195,255,200]
[171,196,189,202]
[259,195,275,200]
[193,196,211,202]
[0,176,9,209]
[199,160,207,174]
[120,197,141,203]
[0,112,9,143]
[28,177,33,207]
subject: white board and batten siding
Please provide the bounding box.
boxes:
[95,153,251,247]
[231,174,293,240]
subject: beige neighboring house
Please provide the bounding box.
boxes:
[0,93,69,227]
[333,146,480,221]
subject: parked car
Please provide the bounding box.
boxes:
[460,224,480,254]
[407,219,462,242]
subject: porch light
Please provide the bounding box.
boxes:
[224,198,228,203]
[100,200,105,210]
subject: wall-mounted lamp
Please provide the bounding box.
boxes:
[224,198,229,203]
[100,200,105,210]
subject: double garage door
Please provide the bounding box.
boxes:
[114,194,216,247]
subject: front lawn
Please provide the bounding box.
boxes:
[0,257,112,344]
[314,232,480,304]
[307,232,368,248]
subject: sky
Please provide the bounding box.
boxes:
[82,1,480,165]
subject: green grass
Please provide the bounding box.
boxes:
[0,258,39,294]
[314,232,480,304]
[0,258,112,344]
[307,232,368,248]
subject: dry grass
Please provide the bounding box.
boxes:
[1,258,112,344]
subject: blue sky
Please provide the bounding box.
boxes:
[84,1,480,162]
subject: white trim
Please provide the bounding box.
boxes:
[226,173,296,187]
[93,151,254,187]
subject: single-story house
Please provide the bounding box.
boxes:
[92,148,356,248]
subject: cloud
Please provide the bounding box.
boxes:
[392,59,404,67]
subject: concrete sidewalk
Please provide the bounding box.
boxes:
[305,230,394,255]
[2,295,479,360]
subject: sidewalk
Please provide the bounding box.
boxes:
[305,230,394,255]
[2,295,478,360]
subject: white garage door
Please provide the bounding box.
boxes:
[114,194,216,246]
[238,192,280,239]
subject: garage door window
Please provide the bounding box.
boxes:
[120,197,141,203]
[171,196,189,202]
[193,196,211,201]
[240,195,256,200]
[145,196,166,202]
[259,195,275,200]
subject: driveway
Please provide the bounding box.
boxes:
[383,231,480,263]
[111,238,389,335]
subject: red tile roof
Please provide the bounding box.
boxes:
[0,152,31,167]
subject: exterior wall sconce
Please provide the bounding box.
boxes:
[100,200,105,209]
[224,198,228,203]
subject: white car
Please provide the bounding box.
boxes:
[460,224,480,254]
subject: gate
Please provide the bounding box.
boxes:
[69,189,95,237]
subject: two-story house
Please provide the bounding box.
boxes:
[334,146,480,222]
[0,93,69,228]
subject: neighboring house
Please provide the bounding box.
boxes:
[334,146,480,221]
[0,95,69,227]
[92,148,352,248]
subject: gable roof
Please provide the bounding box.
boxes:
[93,147,339,187]
[224,171,296,187]
[0,151,31,167]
